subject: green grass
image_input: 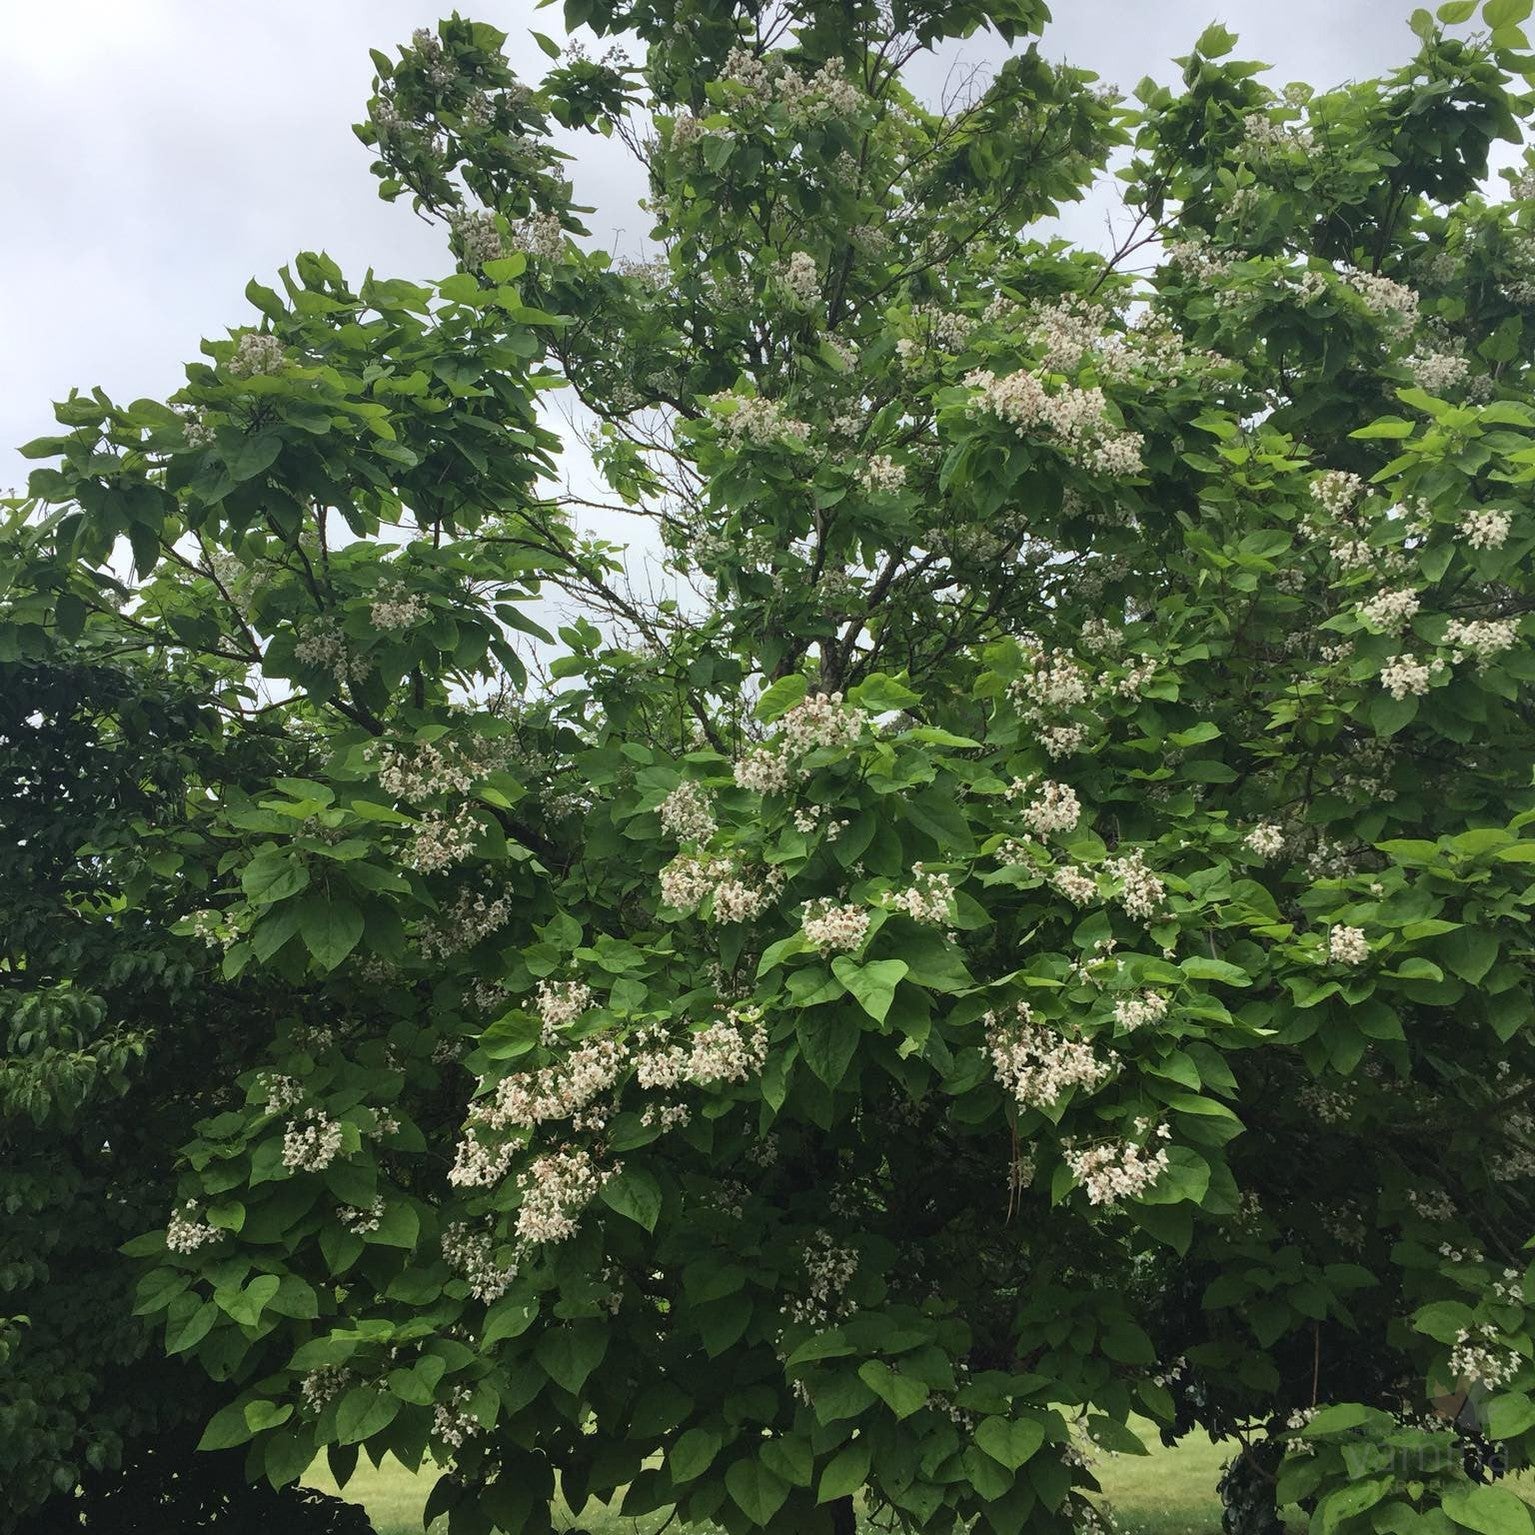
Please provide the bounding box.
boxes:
[304,1427,1239,1535]
[299,1432,1535,1535]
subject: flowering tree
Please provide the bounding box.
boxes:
[10,0,1535,1532]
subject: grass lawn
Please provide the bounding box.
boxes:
[304,1428,1535,1535]
[304,1425,1238,1535]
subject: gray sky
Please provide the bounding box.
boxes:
[0,1,1446,505]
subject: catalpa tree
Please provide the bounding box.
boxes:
[9,1,1535,1532]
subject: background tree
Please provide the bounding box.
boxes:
[0,616,372,1533]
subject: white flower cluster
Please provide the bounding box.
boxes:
[778,250,820,305]
[1327,925,1369,966]
[1113,991,1168,1031]
[711,392,812,447]
[433,1385,482,1450]
[370,737,484,800]
[1357,588,1420,634]
[282,1109,345,1173]
[410,26,457,86]
[1053,864,1099,905]
[260,1072,305,1117]
[1461,507,1512,551]
[338,1195,385,1236]
[182,408,215,448]
[1064,1127,1172,1207]
[965,366,1144,477]
[687,1008,769,1085]
[1379,654,1440,700]
[1040,723,1089,758]
[1409,348,1470,395]
[441,1221,517,1303]
[1405,1185,1456,1222]
[536,979,593,1030]
[1343,267,1419,329]
[300,1366,352,1415]
[658,853,784,921]
[1245,823,1286,859]
[801,898,870,953]
[1309,469,1366,518]
[659,779,718,843]
[985,1001,1111,1110]
[885,866,955,925]
[785,1230,860,1327]
[862,454,906,492]
[1104,849,1165,921]
[1164,237,1237,285]
[733,692,867,795]
[1241,110,1313,155]
[418,884,515,960]
[370,579,429,632]
[516,1147,612,1245]
[898,304,976,362]
[1449,1325,1521,1393]
[404,805,480,873]
[227,331,287,378]
[449,209,504,268]
[1010,778,1082,838]
[449,1065,610,1188]
[294,617,370,689]
[1008,642,1090,722]
[771,55,862,120]
[166,1199,223,1255]
[1445,616,1520,667]
[508,211,565,262]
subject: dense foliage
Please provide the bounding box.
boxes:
[9,1,1535,1532]
[0,632,370,1533]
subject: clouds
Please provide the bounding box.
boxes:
[0,0,1431,495]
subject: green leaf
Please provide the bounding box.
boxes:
[301,897,365,971]
[1195,21,1237,54]
[198,1401,256,1451]
[1486,0,1533,24]
[1484,1392,1535,1440]
[224,432,283,483]
[798,1010,861,1088]
[244,1399,293,1434]
[817,1437,871,1502]
[1437,0,1478,21]
[241,852,310,905]
[973,1415,1045,1470]
[725,1458,790,1526]
[857,1360,928,1419]
[483,1296,538,1346]
[669,1426,721,1484]
[1441,927,1500,983]
[1441,1483,1535,1535]
[534,1323,606,1394]
[830,958,908,1024]
[335,1386,400,1445]
[1317,1477,1391,1533]
[755,674,808,722]
[1413,1300,1475,1344]
[848,672,922,714]
[598,1165,662,1231]
[1350,416,1417,439]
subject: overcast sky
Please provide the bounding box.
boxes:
[0,1,1468,508]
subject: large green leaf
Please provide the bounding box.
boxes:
[830,958,908,1023]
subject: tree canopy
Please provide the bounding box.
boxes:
[8,1,1535,1532]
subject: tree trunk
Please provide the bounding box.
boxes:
[1219,1438,1284,1535]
